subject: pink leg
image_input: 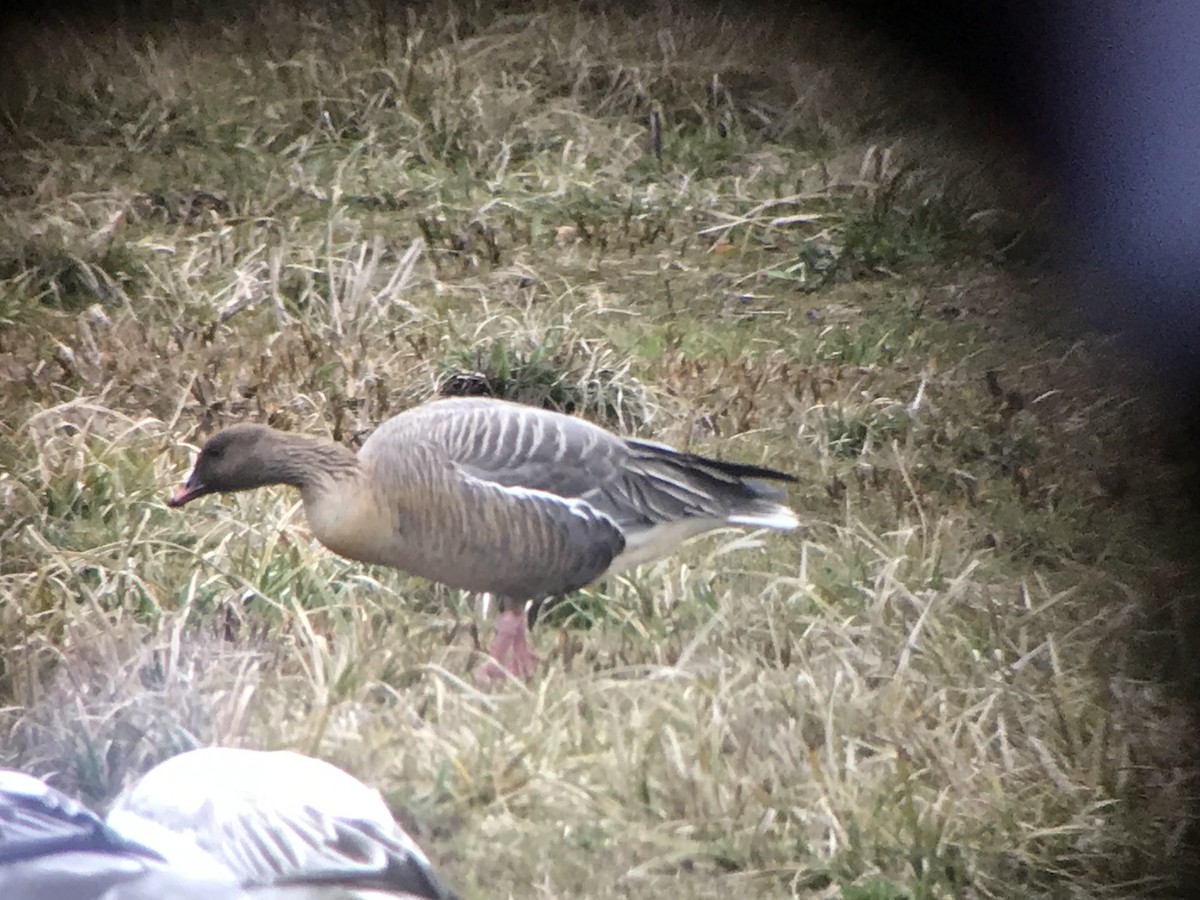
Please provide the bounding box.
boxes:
[503,611,541,678]
[478,609,541,681]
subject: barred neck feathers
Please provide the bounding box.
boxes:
[266,432,360,493]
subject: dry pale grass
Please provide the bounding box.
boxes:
[1,1,1198,898]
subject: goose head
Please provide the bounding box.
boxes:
[167,425,283,507]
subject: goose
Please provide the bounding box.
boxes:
[0,767,241,899]
[1,749,456,899]
[168,396,799,677]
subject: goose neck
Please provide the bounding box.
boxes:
[270,432,360,490]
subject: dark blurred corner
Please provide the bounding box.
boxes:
[843,1,1200,417]
[830,6,1200,890]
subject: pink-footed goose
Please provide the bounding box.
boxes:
[1,748,456,899]
[168,396,799,677]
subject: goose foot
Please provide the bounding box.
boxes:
[477,610,541,681]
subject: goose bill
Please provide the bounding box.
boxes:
[167,479,206,507]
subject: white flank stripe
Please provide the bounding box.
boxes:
[727,507,799,530]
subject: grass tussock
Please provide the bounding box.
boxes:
[1,1,1198,898]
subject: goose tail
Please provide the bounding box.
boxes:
[622,438,799,529]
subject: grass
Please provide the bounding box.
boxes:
[2,1,1199,897]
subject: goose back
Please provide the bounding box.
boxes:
[362,398,630,500]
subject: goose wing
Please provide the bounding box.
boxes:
[366,397,629,500]
[107,749,452,900]
[370,397,798,531]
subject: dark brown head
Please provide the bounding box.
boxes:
[167,424,285,508]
